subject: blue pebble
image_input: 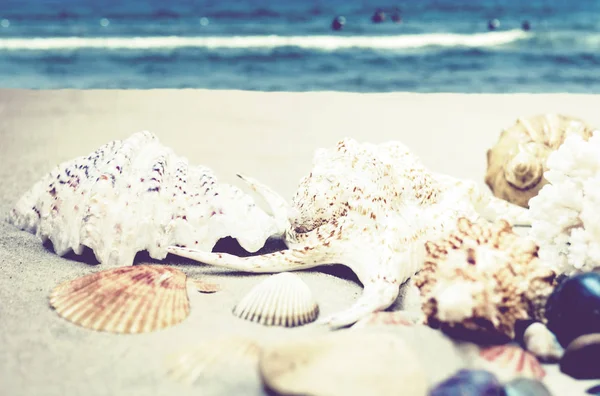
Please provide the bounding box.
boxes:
[504,378,552,396]
[430,369,506,396]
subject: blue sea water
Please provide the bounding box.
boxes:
[0,0,599,92]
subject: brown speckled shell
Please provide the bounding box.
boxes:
[485,114,595,208]
[413,218,557,340]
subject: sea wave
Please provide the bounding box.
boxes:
[0,30,528,51]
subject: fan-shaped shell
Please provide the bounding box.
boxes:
[7,131,279,266]
[414,217,557,340]
[166,336,261,385]
[485,114,595,208]
[479,345,546,381]
[233,272,319,327]
[49,265,189,333]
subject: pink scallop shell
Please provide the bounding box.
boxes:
[480,345,546,380]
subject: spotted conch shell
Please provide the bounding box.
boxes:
[414,217,557,340]
[169,138,530,328]
[7,131,279,266]
[485,114,595,208]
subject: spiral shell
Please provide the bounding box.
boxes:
[485,114,595,208]
[414,217,557,340]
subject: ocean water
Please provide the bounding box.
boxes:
[0,0,599,92]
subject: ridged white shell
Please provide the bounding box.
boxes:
[49,265,189,334]
[167,336,261,385]
[7,131,279,266]
[233,272,319,327]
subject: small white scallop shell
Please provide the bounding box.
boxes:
[233,272,319,327]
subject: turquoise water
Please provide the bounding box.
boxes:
[0,0,598,91]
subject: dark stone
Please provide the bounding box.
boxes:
[504,378,552,396]
[430,369,506,396]
[433,321,511,345]
[586,384,600,395]
[371,9,386,23]
[560,333,600,379]
[391,8,402,23]
[331,16,346,31]
[545,272,600,347]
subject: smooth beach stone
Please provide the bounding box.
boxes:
[560,333,600,379]
[259,330,427,396]
[586,384,600,395]
[504,378,552,396]
[545,272,600,347]
[429,369,506,396]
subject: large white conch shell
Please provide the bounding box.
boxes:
[7,131,280,266]
[169,138,530,328]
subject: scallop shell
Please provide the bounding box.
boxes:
[478,345,546,381]
[49,265,189,333]
[167,336,261,386]
[414,217,557,340]
[233,272,319,327]
[485,114,595,208]
[7,131,279,266]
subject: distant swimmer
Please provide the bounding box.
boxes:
[521,20,531,31]
[371,8,386,23]
[488,18,500,31]
[391,7,402,23]
[331,16,346,31]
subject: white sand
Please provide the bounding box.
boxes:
[1,90,599,395]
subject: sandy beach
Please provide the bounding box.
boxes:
[1,90,599,396]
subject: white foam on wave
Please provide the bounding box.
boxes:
[0,30,529,51]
